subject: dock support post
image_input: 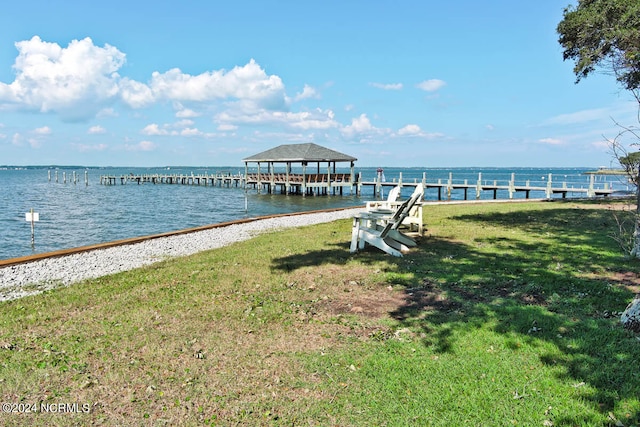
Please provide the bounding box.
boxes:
[476,172,482,199]
[508,173,515,199]
[546,173,553,199]
[587,174,595,198]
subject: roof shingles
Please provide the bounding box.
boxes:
[243,143,356,163]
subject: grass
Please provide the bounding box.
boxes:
[1,199,640,426]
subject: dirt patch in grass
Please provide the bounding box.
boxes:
[609,270,640,294]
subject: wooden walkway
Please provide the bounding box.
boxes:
[358,172,617,200]
[100,172,244,187]
[98,171,619,200]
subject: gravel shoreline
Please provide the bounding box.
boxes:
[0,208,363,302]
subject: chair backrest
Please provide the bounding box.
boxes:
[410,184,424,200]
[389,189,423,231]
[386,186,401,202]
[379,198,412,238]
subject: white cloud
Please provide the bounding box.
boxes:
[0,36,125,121]
[538,137,564,145]
[217,123,238,131]
[0,37,290,122]
[417,79,446,92]
[370,82,403,90]
[126,140,156,151]
[341,113,388,140]
[119,78,155,108]
[88,125,106,134]
[141,123,169,135]
[215,108,338,131]
[137,59,286,110]
[293,84,319,101]
[175,105,200,118]
[11,133,22,146]
[180,128,202,136]
[175,119,194,127]
[33,126,51,135]
[398,124,422,135]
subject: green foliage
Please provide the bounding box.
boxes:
[557,0,640,90]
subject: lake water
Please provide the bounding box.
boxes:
[0,166,627,260]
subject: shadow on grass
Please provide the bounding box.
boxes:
[393,207,640,424]
[273,205,640,424]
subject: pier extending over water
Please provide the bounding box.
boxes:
[96,170,620,200]
[100,172,244,187]
[359,171,618,200]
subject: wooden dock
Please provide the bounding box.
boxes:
[98,170,620,200]
[244,173,355,195]
[358,172,617,200]
[100,172,244,187]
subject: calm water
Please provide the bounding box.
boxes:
[0,166,627,260]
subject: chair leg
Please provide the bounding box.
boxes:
[359,230,404,257]
[350,219,361,253]
[387,229,416,247]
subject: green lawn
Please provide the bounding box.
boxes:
[1,200,639,426]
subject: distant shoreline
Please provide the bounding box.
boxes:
[584,168,628,175]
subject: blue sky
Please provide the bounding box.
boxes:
[0,0,637,167]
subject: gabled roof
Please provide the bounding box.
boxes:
[243,143,357,163]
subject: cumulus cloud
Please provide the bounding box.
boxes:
[130,59,287,110]
[180,128,202,136]
[292,84,319,102]
[175,119,194,127]
[126,140,156,151]
[398,124,422,135]
[174,104,200,118]
[215,108,338,131]
[417,79,446,92]
[33,126,51,135]
[0,36,125,121]
[88,125,106,134]
[370,82,403,90]
[217,123,238,131]
[0,37,289,122]
[141,123,169,136]
[341,113,388,140]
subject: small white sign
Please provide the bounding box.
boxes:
[25,212,39,222]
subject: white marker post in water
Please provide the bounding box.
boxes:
[25,208,39,246]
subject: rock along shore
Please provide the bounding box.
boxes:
[0,208,363,302]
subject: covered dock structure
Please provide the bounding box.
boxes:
[243,143,357,195]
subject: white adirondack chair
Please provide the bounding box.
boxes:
[365,185,401,211]
[350,190,422,256]
[367,184,424,234]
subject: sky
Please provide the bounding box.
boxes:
[0,0,637,168]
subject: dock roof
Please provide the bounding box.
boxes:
[243,143,357,163]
